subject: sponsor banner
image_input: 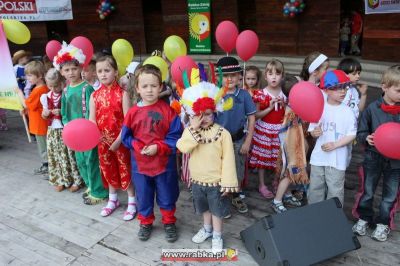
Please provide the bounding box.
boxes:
[0,21,22,110]
[0,0,73,21]
[188,0,211,54]
[365,0,400,14]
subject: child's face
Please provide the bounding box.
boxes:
[136,73,162,105]
[347,71,361,83]
[245,71,258,89]
[382,84,400,105]
[200,109,214,128]
[18,56,30,66]
[47,81,62,93]
[325,87,347,104]
[119,74,129,90]
[223,73,240,90]
[82,66,96,83]
[61,63,82,84]
[26,73,41,85]
[315,61,330,81]
[265,69,283,89]
[96,61,117,86]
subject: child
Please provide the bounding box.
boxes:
[339,18,351,57]
[13,50,32,92]
[82,60,101,90]
[352,65,400,242]
[244,65,261,97]
[337,57,368,119]
[299,52,329,85]
[89,55,136,220]
[54,42,108,205]
[249,59,286,199]
[121,64,183,242]
[177,81,238,252]
[308,70,357,205]
[16,60,49,174]
[119,61,140,104]
[272,74,307,213]
[215,56,256,215]
[41,68,83,192]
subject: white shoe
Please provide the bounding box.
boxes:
[371,224,390,242]
[352,219,368,236]
[192,227,212,244]
[212,237,223,253]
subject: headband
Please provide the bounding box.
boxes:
[308,54,328,74]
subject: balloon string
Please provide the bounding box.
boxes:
[243,61,246,89]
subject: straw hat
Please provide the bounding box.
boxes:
[12,50,32,64]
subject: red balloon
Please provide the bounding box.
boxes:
[171,55,198,88]
[215,20,238,53]
[70,36,94,67]
[62,119,101,152]
[289,81,324,123]
[236,30,259,62]
[45,40,62,61]
[374,122,400,159]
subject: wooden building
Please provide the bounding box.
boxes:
[10,0,400,62]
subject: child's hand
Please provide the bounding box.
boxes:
[240,140,251,155]
[268,98,279,110]
[366,134,374,146]
[141,144,157,156]
[109,139,121,152]
[19,108,26,116]
[310,125,323,138]
[321,142,337,152]
[358,83,368,96]
[52,109,60,116]
[42,109,51,118]
[189,114,204,131]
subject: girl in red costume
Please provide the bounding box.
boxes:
[89,56,136,221]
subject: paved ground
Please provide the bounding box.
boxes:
[0,95,399,266]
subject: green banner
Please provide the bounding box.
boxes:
[188,0,211,54]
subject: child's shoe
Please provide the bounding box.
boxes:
[352,219,368,236]
[123,203,137,221]
[271,201,287,214]
[283,194,302,207]
[82,188,90,199]
[83,195,105,205]
[211,237,223,253]
[232,196,248,213]
[100,199,120,217]
[164,223,178,243]
[371,223,390,242]
[192,227,212,243]
[259,185,274,199]
[33,164,48,175]
[138,224,153,241]
[55,185,65,192]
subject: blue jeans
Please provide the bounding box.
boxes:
[355,150,400,226]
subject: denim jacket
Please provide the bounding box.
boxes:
[357,97,400,169]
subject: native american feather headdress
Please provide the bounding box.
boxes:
[53,42,86,71]
[171,62,233,116]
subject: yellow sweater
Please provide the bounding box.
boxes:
[176,123,238,192]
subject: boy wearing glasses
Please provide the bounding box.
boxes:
[308,70,357,205]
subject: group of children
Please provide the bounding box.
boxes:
[10,41,400,251]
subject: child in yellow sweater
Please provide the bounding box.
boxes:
[177,80,238,252]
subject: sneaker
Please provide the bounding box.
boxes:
[192,227,212,244]
[283,195,302,207]
[232,196,248,213]
[223,213,232,219]
[83,195,105,205]
[33,165,48,175]
[82,189,90,199]
[211,237,223,253]
[271,201,287,214]
[371,224,390,242]
[164,223,178,243]
[138,224,153,241]
[352,219,368,236]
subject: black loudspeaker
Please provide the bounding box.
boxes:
[240,198,361,266]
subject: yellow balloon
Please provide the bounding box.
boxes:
[2,19,31,44]
[163,35,187,62]
[143,56,169,81]
[117,62,127,76]
[112,39,134,66]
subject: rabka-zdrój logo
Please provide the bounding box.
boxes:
[0,1,37,14]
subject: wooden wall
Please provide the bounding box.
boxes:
[7,0,399,62]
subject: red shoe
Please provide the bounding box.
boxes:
[100,199,120,217]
